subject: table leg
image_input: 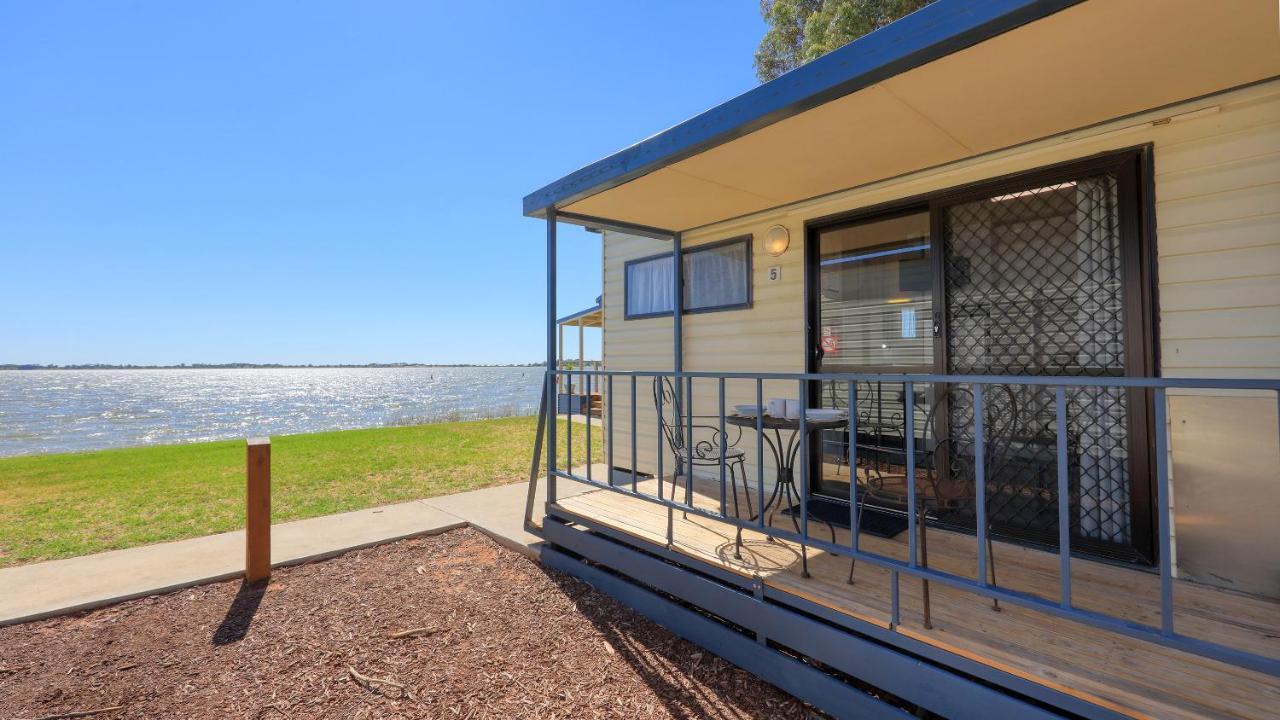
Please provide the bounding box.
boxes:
[783,426,839,546]
[760,430,786,535]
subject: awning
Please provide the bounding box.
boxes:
[557,300,602,327]
[525,0,1280,232]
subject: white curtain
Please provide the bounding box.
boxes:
[626,241,749,317]
[626,255,674,316]
[1072,176,1130,545]
[684,241,749,310]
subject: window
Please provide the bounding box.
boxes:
[624,236,752,319]
[624,255,674,318]
[816,213,933,369]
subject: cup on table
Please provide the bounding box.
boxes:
[767,398,787,417]
[785,399,801,419]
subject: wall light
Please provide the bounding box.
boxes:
[764,225,790,257]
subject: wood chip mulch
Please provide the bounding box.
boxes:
[0,528,820,719]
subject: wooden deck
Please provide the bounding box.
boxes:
[554,475,1280,720]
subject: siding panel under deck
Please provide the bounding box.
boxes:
[549,475,1279,720]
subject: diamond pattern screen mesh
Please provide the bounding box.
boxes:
[941,173,1134,548]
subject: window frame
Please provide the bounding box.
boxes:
[623,234,754,320]
[622,252,676,320]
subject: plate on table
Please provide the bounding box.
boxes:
[800,408,845,421]
[733,404,761,417]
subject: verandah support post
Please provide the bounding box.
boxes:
[245,437,271,583]
[672,233,683,375]
[670,230,683,534]
[546,208,558,509]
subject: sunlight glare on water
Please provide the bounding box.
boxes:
[0,367,545,456]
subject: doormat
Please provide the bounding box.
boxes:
[781,497,909,539]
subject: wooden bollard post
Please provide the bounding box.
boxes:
[246,437,271,583]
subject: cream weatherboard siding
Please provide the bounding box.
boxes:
[596,79,1280,596]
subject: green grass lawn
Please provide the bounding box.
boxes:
[0,416,598,568]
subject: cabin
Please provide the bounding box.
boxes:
[523,1,1280,717]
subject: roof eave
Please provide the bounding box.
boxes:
[522,0,1082,220]
[557,302,603,326]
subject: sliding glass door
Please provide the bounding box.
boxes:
[808,150,1155,563]
[811,210,936,503]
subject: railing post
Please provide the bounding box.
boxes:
[686,375,695,507]
[585,371,592,483]
[756,378,765,527]
[890,569,900,630]
[1154,387,1173,636]
[607,374,614,487]
[630,375,638,492]
[848,381,858,554]
[565,370,573,472]
[245,437,271,583]
[904,381,917,568]
[657,382,665,500]
[719,376,727,517]
[1055,386,1072,609]
[798,378,810,577]
[974,384,988,587]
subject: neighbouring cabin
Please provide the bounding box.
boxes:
[556,299,602,415]
[529,1,1280,718]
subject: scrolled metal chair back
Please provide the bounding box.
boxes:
[924,382,1022,503]
[652,376,685,453]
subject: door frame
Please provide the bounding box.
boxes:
[802,146,1159,565]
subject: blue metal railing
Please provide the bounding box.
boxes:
[545,367,1280,678]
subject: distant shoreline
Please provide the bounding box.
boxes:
[0,363,547,370]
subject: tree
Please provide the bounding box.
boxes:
[754,0,934,82]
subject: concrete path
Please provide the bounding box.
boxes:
[0,465,606,626]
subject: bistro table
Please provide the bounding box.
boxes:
[725,412,846,577]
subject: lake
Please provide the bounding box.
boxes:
[0,367,546,457]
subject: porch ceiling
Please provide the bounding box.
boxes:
[545,0,1280,232]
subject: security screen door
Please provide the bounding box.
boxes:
[811,151,1154,563]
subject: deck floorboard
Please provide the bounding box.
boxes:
[554,475,1280,720]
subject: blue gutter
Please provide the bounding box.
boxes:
[523,0,1082,220]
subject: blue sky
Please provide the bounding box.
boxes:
[0,2,765,365]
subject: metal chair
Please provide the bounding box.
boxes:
[826,380,897,477]
[847,383,1019,628]
[653,377,753,550]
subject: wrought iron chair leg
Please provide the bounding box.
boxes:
[730,462,743,559]
[729,463,741,518]
[847,492,869,585]
[680,462,688,519]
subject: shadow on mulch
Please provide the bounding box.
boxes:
[212,579,267,645]
[542,570,819,720]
